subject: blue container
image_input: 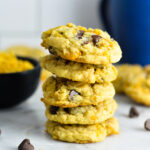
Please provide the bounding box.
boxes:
[100,0,150,65]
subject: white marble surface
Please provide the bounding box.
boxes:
[0,84,150,150]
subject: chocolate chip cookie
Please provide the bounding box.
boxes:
[41,23,122,65]
[46,117,119,143]
[40,55,118,83]
[42,76,115,107]
[45,99,117,124]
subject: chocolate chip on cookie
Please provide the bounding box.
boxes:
[144,119,150,131]
[92,35,102,45]
[129,106,139,118]
[50,106,59,114]
[18,139,34,150]
[69,89,80,100]
[48,46,56,55]
[82,39,89,45]
[77,30,84,39]
[64,108,70,113]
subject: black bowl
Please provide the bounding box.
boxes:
[0,56,41,109]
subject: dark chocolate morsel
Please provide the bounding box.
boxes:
[64,108,70,113]
[92,35,102,45]
[77,30,85,39]
[18,139,34,150]
[69,89,80,100]
[145,119,150,131]
[48,46,56,55]
[50,106,59,114]
[82,39,89,46]
[129,106,139,118]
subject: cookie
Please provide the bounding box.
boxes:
[42,76,115,107]
[41,23,122,65]
[45,99,117,124]
[40,55,118,83]
[124,65,150,106]
[113,64,144,93]
[46,117,119,143]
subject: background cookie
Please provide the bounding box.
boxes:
[40,55,118,83]
[46,117,119,143]
[41,23,122,65]
[42,76,115,107]
[45,99,117,124]
[113,64,144,93]
[124,65,150,106]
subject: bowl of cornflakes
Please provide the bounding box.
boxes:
[0,52,41,108]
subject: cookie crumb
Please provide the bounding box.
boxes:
[129,106,139,118]
[18,139,34,150]
[144,119,150,131]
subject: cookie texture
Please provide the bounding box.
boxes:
[41,23,122,65]
[46,117,119,143]
[113,64,144,93]
[124,65,150,106]
[45,99,117,124]
[40,55,118,83]
[42,76,115,107]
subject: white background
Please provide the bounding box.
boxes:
[0,0,103,49]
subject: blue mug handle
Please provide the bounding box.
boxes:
[100,0,112,34]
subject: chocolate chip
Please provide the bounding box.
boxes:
[55,57,61,61]
[129,107,139,118]
[18,139,34,150]
[81,39,89,46]
[48,46,53,51]
[69,89,80,100]
[77,30,84,39]
[92,35,102,45]
[50,106,59,114]
[65,60,70,65]
[64,108,70,113]
[59,32,63,35]
[145,119,150,131]
[48,46,56,55]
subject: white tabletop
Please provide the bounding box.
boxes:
[0,84,150,150]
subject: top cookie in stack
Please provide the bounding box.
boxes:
[40,23,122,143]
[41,23,122,66]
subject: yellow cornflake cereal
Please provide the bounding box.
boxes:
[0,52,34,73]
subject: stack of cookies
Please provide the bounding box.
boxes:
[40,23,122,143]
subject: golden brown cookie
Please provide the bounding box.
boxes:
[41,23,122,65]
[40,55,118,83]
[42,76,115,107]
[113,64,144,93]
[45,99,117,124]
[124,65,150,106]
[46,117,119,143]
